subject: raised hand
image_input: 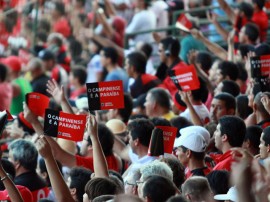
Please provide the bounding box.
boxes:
[35,135,53,159]
[190,28,204,40]
[178,90,192,105]
[188,49,198,65]
[46,79,66,105]
[261,94,270,115]
[23,102,38,123]
[87,115,98,139]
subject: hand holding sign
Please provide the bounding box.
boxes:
[87,115,98,140]
[23,102,38,124]
[47,79,66,105]
[36,135,53,160]
[178,90,192,106]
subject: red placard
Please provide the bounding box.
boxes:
[44,109,87,141]
[176,13,193,32]
[86,80,124,110]
[26,93,50,117]
[250,55,270,78]
[169,64,200,91]
[156,126,177,154]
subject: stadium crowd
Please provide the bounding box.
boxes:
[0,0,270,201]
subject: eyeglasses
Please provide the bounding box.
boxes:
[136,180,144,186]
[124,181,136,186]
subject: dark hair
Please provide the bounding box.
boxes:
[244,23,259,43]
[127,51,147,74]
[140,43,153,59]
[220,80,240,97]
[88,123,114,156]
[195,51,213,72]
[109,170,124,184]
[71,66,87,85]
[54,1,65,15]
[160,37,180,57]
[129,114,149,120]
[254,92,270,115]
[236,95,253,119]
[102,47,118,64]
[149,88,171,109]
[244,125,262,150]
[181,146,205,161]
[214,93,236,111]
[38,19,51,34]
[0,159,16,190]
[239,2,254,19]
[160,158,185,189]
[236,62,248,82]
[170,117,193,138]
[143,175,176,202]
[255,43,270,56]
[69,167,92,202]
[219,115,246,147]
[191,77,208,102]
[85,177,118,200]
[238,44,255,58]
[263,126,270,146]
[218,61,238,81]
[127,118,154,147]
[118,93,133,123]
[206,170,229,195]
[151,117,171,127]
[252,0,265,10]
[0,64,8,82]
[167,196,188,202]
[39,158,62,186]
[69,39,83,60]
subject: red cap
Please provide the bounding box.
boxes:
[112,16,126,34]
[1,56,22,72]
[18,112,34,130]
[0,185,33,202]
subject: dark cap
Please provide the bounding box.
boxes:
[38,49,55,61]
[167,0,184,11]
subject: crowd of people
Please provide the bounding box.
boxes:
[0,0,270,201]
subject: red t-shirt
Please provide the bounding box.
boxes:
[252,10,268,42]
[69,86,87,100]
[76,154,119,172]
[211,150,233,171]
[53,17,71,38]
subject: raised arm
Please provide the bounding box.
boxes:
[36,136,75,202]
[216,0,236,25]
[0,151,23,202]
[190,29,228,61]
[87,115,109,177]
[23,103,77,168]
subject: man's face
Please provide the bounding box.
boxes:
[259,133,268,159]
[100,50,108,67]
[239,26,246,44]
[124,175,136,194]
[144,93,155,117]
[214,82,223,96]
[210,99,230,123]
[158,43,166,63]
[124,58,132,77]
[214,124,223,151]
[128,132,136,154]
[176,146,188,166]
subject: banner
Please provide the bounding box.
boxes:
[169,65,200,91]
[86,80,124,110]
[26,93,50,117]
[44,109,87,141]
[156,126,177,154]
[250,55,270,78]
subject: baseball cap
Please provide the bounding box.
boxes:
[0,185,34,202]
[214,187,238,202]
[180,126,210,145]
[174,132,207,152]
[1,56,22,72]
[38,49,55,61]
[167,0,184,11]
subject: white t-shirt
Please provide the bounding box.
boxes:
[86,54,103,83]
[126,9,156,44]
[180,104,210,125]
[150,0,168,38]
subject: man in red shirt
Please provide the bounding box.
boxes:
[211,115,246,171]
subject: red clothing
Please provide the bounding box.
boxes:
[0,22,11,48]
[53,17,71,38]
[185,166,212,179]
[69,86,87,100]
[0,82,12,111]
[252,10,268,42]
[211,150,233,172]
[76,154,119,172]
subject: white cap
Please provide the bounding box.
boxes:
[75,97,88,110]
[214,187,238,202]
[174,132,207,152]
[106,119,126,134]
[180,126,210,145]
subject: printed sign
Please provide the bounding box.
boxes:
[169,65,200,91]
[44,109,87,141]
[86,80,124,110]
[250,55,270,78]
[148,126,178,156]
[26,93,50,117]
[176,13,193,32]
